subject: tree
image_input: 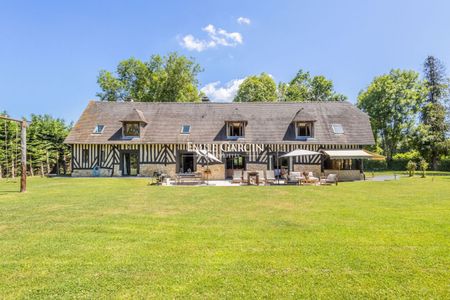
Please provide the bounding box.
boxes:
[282,70,347,102]
[406,160,417,177]
[97,52,203,102]
[234,73,277,102]
[0,112,20,178]
[414,56,450,170]
[357,69,426,163]
[27,115,71,176]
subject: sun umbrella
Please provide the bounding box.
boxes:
[195,150,222,185]
[279,149,321,158]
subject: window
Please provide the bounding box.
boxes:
[93,124,104,134]
[296,122,313,139]
[227,122,245,138]
[225,155,245,169]
[100,150,105,164]
[181,125,191,134]
[331,124,344,134]
[123,122,140,137]
[82,149,89,164]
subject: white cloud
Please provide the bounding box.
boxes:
[179,24,243,52]
[180,35,215,52]
[237,17,251,25]
[200,78,246,102]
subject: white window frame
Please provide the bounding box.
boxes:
[180,125,191,134]
[331,123,344,134]
[122,122,140,138]
[295,122,313,139]
[93,124,105,134]
[227,122,245,139]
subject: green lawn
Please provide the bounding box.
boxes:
[0,176,449,299]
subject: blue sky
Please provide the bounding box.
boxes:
[1,0,450,122]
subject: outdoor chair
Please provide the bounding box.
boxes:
[257,170,265,185]
[242,171,249,184]
[287,172,303,184]
[232,170,243,184]
[265,170,276,185]
[320,174,338,185]
[307,171,319,184]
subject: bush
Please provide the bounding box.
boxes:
[392,150,421,161]
[365,159,387,171]
[406,160,417,177]
[419,159,429,178]
[437,157,450,171]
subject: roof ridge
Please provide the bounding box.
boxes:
[94,100,354,105]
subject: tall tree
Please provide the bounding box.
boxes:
[282,70,346,102]
[414,56,450,170]
[357,69,426,163]
[234,73,277,102]
[97,52,203,102]
[27,115,71,176]
[0,112,20,178]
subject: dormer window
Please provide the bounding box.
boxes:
[93,124,104,134]
[331,124,344,134]
[296,122,313,140]
[123,122,140,137]
[181,125,191,134]
[227,122,245,139]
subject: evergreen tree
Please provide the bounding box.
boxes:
[415,56,450,170]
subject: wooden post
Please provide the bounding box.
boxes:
[21,120,27,192]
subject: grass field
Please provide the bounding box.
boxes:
[0,176,449,299]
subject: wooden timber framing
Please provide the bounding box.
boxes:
[70,143,361,170]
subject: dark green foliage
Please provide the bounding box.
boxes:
[0,113,71,177]
[437,157,450,171]
[414,56,450,170]
[234,73,277,102]
[97,52,203,102]
[279,70,346,102]
[357,69,426,163]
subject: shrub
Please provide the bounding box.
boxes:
[365,159,387,171]
[392,150,421,161]
[437,157,450,171]
[406,160,417,177]
[419,159,429,178]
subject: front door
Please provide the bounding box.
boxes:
[121,151,139,176]
[179,152,196,173]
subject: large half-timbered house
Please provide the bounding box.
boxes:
[64,100,375,180]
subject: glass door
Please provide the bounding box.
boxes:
[225,154,246,178]
[121,151,139,176]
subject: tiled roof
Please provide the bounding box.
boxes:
[120,108,147,123]
[64,101,375,145]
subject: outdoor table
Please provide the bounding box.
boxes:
[247,171,260,185]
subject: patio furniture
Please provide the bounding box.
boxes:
[320,174,338,185]
[287,172,303,185]
[247,171,260,185]
[242,171,249,184]
[306,171,320,184]
[257,170,265,185]
[265,170,276,185]
[175,172,203,185]
[232,170,243,184]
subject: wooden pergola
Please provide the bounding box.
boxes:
[0,115,27,192]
